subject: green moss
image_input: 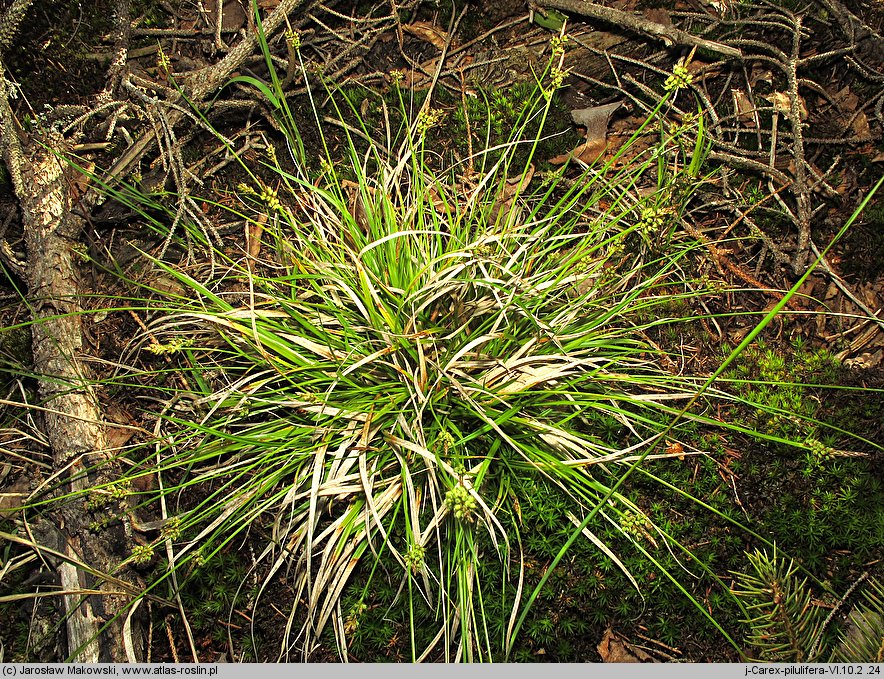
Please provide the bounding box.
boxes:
[159,550,260,658]
[0,325,32,368]
[722,338,844,441]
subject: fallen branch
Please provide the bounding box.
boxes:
[531,0,742,59]
[0,0,326,659]
[0,96,137,660]
[2,14,138,650]
[100,0,312,188]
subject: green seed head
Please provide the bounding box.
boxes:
[130,543,154,566]
[404,543,426,572]
[664,63,693,92]
[445,484,478,522]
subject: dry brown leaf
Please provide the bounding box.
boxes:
[207,0,246,32]
[487,165,535,226]
[643,7,672,25]
[428,186,445,210]
[687,58,722,80]
[858,282,879,308]
[178,15,199,32]
[572,101,623,140]
[501,164,535,202]
[342,180,369,233]
[103,405,137,453]
[612,0,640,12]
[834,85,860,113]
[850,110,871,138]
[245,212,267,271]
[597,627,657,662]
[574,138,608,164]
[549,138,607,165]
[342,179,386,241]
[765,91,790,115]
[764,91,808,120]
[551,102,622,165]
[131,472,157,493]
[666,440,685,460]
[0,475,31,518]
[548,149,571,165]
[403,21,448,50]
[827,85,871,138]
[67,160,95,202]
[106,426,136,451]
[731,88,757,127]
[396,59,439,90]
[604,116,655,167]
[749,67,773,87]
[795,275,819,306]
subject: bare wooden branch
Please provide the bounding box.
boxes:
[531,0,742,59]
[1,5,140,659]
[0,0,33,52]
[11,126,138,661]
[97,0,132,105]
[100,0,312,192]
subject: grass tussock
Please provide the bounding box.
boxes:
[30,29,881,662]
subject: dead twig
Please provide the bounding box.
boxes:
[777,10,813,273]
[531,0,742,59]
[97,0,131,106]
[0,0,33,53]
[809,240,884,333]
[99,0,313,191]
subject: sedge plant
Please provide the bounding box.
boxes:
[39,24,882,662]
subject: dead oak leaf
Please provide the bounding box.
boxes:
[549,138,607,165]
[597,627,658,662]
[764,91,808,120]
[550,102,623,165]
[403,21,448,50]
[731,88,757,127]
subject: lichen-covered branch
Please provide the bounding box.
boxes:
[532,0,742,59]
